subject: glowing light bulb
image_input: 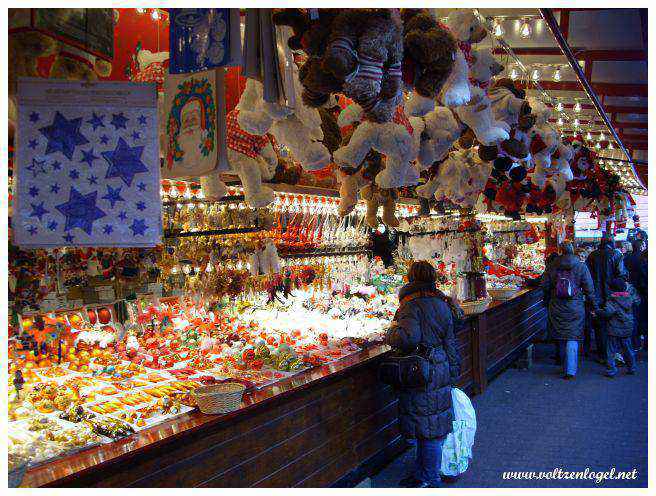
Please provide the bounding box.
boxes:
[574,102,582,113]
[553,67,562,81]
[151,9,160,21]
[573,118,580,127]
[556,102,563,112]
[608,142,614,150]
[136,8,146,14]
[586,131,592,140]
[519,19,532,39]
[557,117,564,126]
[599,132,606,141]
[493,18,505,37]
[510,67,519,80]
[531,69,540,81]
[595,142,601,149]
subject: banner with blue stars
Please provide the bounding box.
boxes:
[14,79,162,248]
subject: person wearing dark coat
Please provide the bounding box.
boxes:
[542,242,597,379]
[385,261,462,488]
[585,235,628,363]
[595,278,639,377]
[623,239,647,350]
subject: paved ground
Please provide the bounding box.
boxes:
[370,343,648,488]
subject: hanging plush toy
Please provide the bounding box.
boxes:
[361,184,400,228]
[409,105,462,170]
[236,70,332,171]
[401,9,459,116]
[526,98,559,188]
[333,103,418,190]
[202,108,278,208]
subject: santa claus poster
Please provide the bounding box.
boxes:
[14,78,162,248]
[162,69,222,179]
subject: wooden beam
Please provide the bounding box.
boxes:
[493,48,647,61]
[559,9,570,40]
[546,103,648,114]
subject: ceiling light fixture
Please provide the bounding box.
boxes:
[553,67,562,81]
[519,19,532,39]
[574,102,582,113]
[493,18,505,37]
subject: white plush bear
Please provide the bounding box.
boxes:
[488,81,528,129]
[237,74,331,171]
[409,106,462,170]
[440,9,488,108]
[201,107,278,208]
[333,105,418,190]
[526,99,560,188]
[455,86,510,145]
[249,240,281,275]
[469,48,504,88]
[426,149,491,209]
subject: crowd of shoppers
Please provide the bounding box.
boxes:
[542,233,647,379]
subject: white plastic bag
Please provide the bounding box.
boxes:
[441,387,477,476]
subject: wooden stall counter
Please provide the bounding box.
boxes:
[23,288,546,488]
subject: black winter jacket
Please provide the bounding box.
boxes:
[586,243,627,304]
[542,253,597,341]
[623,252,647,295]
[596,289,640,338]
[385,282,461,440]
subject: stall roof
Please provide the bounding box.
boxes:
[435,8,648,193]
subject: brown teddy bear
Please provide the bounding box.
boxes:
[401,9,458,100]
[49,45,112,81]
[275,8,403,123]
[361,183,399,228]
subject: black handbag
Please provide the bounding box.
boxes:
[379,343,433,389]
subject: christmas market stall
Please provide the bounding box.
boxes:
[7,7,646,488]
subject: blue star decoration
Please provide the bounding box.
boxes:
[137,182,147,192]
[28,139,38,150]
[63,233,74,243]
[48,220,58,231]
[56,187,107,235]
[27,158,48,178]
[29,112,40,123]
[99,135,110,145]
[80,148,100,167]
[110,112,129,130]
[130,218,148,236]
[118,211,127,221]
[131,130,141,142]
[88,174,98,185]
[28,186,40,198]
[103,224,114,235]
[138,114,147,126]
[136,201,146,211]
[87,112,105,131]
[50,183,60,194]
[51,160,62,171]
[39,111,89,160]
[27,226,38,236]
[101,185,125,209]
[30,202,50,222]
[69,169,79,180]
[102,137,148,187]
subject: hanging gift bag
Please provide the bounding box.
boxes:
[441,387,477,477]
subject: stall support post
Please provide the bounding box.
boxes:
[471,312,488,394]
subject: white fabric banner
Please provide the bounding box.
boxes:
[14,78,162,248]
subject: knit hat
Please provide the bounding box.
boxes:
[609,277,626,292]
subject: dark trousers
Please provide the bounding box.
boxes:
[606,336,636,375]
[592,316,608,362]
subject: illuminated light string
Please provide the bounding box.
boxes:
[477,10,640,190]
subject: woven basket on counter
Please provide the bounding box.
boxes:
[193,382,246,414]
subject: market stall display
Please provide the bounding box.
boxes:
[7,6,645,488]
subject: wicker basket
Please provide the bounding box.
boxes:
[193,382,246,414]
[487,288,518,301]
[461,299,491,315]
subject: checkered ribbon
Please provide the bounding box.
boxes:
[226,110,270,159]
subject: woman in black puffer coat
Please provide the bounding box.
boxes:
[385,261,461,488]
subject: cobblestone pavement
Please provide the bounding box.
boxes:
[370,343,648,488]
